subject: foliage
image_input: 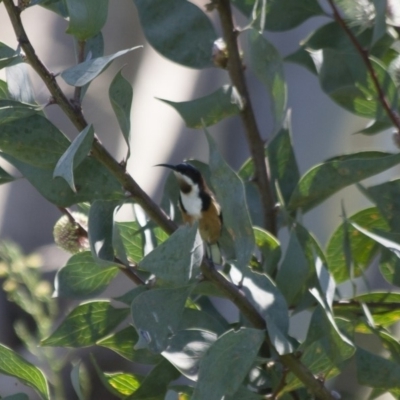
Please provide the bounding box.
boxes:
[1,0,400,399]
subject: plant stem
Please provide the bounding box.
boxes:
[216,0,277,235]
[327,0,400,132]
[73,40,85,104]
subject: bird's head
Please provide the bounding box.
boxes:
[156,163,204,193]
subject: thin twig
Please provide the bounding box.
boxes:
[216,0,277,235]
[268,367,289,399]
[327,0,400,133]
[73,40,85,105]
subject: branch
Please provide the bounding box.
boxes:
[327,0,400,133]
[333,299,400,312]
[216,0,277,235]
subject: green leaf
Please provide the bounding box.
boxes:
[178,308,226,335]
[109,69,133,157]
[35,0,69,17]
[162,330,217,379]
[70,361,87,400]
[253,227,281,275]
[1,153,125,207]
[0,115,70,168]
[2,394,30,400]
[205,129,255,270]
[305,291,355,365]
[315,256,336,309]
[380,248,400,287]
[125,359,180,400]
[0,79,10,99]
[0,344,49,400]
[335,292,400,331]
[131,285,193,353]
[284,47,317,75]
[153,226,169,245]
[0,100,40,125]
[360,179,400,231]
[41,301,129,347]
[326,207,389,283]
[88,200,119,265]
[54,252,119,299]
[192,328,265,400]
[65,0,109,40]
[114,286,147,306]
[53,124,94,192]
[6,64,35,103]
[351,223,400,256]
[376,330,400,364]
[372,0,387,45]
[226,387,264,400]
[103,372,142,397]
[97,325,162,364]
[276,230,310,306]
[139,224,203,284]
[134,0,217,69]
[247,29,286,130]
[357,119,392,135]
[0,42,23,69]
[79,33,105,100]
[300,21,369,53]
[356,347,400,389]
[116,221,143,263]
[0,166,14,185]
[320,51,398,119]
[267,111,300,205]
[230,264,291,354]
[288,152,400,213]
[285,340,342,392]
[159,85,242,129]
[91,354,127,397]
[61,46,141,87]
[232,0,324,31]
[168,386,193,399]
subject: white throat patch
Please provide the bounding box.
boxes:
[180,184,202,218]
[174,171,202,218]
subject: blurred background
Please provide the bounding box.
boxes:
[0,0,397,398]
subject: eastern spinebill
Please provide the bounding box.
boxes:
[157,163,222,245]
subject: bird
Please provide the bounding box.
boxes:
[156,162,222,245]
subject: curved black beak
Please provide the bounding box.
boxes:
[155,163,177,171]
